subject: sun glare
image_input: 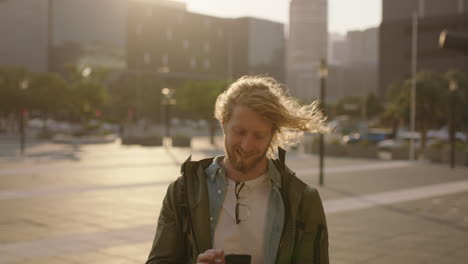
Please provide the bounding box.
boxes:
[181,0,381,34]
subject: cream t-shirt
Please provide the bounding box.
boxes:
[213,173,271,264]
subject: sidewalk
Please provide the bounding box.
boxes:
[0,137,467,263]
[289,157,468,264]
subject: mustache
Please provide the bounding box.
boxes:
[233,146,258,156]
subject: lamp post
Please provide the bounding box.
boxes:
[449,79,458,169]
[438,29,468,168]
[161,88,176,139]
[318,59,328,186]
[409,11,418,161]
[19,79,29,155]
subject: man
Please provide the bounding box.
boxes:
[146,76,329,264]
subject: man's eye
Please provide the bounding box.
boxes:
[254,135,265,140]
[234,129,245,135]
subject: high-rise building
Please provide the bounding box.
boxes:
[127,0,230,86]
[127,2,285,85]
[379,0,468,99]
[347,28,378,66]
[125,1,285,120]
[287,0,328,101]
[326,28,379,102]
[328,33,347,66]
[0,0,50,72]
[382,0,467,21]
[50,0,127,74]
[0,0,285,86]
[231,17,285,82]
[0,0,127,74]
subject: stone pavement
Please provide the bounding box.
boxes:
[0,137,467,263]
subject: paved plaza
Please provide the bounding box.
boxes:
[1,138,467,263]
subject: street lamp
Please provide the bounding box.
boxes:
[318,59,328,186]
[449,79,458,169]
[161,88,176,139]
[439,30,468,54]
[81,67,92,78]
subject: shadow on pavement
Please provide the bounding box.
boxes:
[325,185,468,233]
[0,141,82,162]
[26,149,81,161]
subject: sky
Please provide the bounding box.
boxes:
[181,0,382,35]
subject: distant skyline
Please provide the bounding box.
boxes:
[180,0,382,34]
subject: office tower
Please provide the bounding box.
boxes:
[231,17,285,82]
[379,0,468,99]
[287,0,328,101]
[0,0,127,73]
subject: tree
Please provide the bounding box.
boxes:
[387,71,448,154]
[0,66,31,115]
[335,96,364,118]
[175,80,227,144]
[0,66,35,153]
[138,75,162,122]
[65,66,110,123]
[334,93,383,120]
[365,92,384,119]
[106,74,138,123]
[29,72,70,118]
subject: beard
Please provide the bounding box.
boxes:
[224,138,268,174]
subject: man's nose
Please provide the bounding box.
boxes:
[240,135,254,153]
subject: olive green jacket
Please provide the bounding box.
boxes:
[146,150,329,264]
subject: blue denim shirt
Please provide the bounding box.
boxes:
[204,156,285,264]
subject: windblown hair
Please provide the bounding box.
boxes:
[215,75,328,156]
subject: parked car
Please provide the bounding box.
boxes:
[343,129,392,145]
[377,131,421,151]
[427,128,467,142]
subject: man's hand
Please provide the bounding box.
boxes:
[197,249,225,264]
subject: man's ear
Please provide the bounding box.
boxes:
[221,121,226,134]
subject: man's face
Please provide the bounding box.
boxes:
[222,105,273,173]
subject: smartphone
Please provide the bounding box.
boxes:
[224,254,251,264]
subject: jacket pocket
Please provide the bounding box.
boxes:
[293,223,324,264]
[313,224,325,264]
[292,221,317,264]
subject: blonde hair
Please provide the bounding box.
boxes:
[215,75,328,155]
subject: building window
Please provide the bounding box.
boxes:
[144,52,151,65]
[204,18,211,28]
[203,42,210,53]
[190,57,197,69]
[136,24,143,35]
[183,40,190,50]
[177,13,184,24]
[161,54,169,66]
[203,58,211,70]
[166,29,173,41]
[146,7,153,18]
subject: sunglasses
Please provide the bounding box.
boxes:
[234,182,250,224]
